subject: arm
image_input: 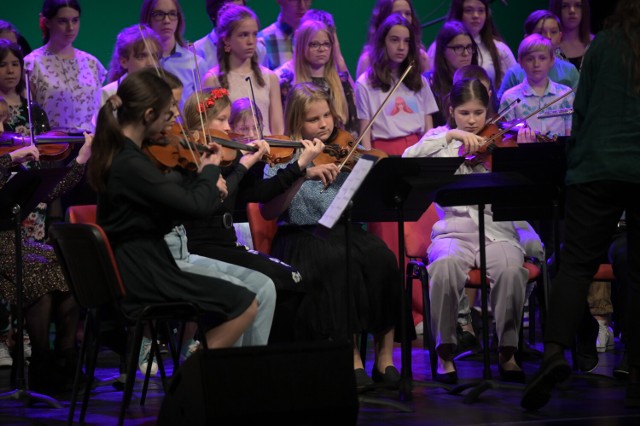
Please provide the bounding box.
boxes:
[424,114,434,133]
[268,72,285,135]
[355,79,372,149]
[355,51,370,80]
[203,68,220,89]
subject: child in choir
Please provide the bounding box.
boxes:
[24,0,106,132]
[499,34,574,139]
[403,78,540,384]
[203,3,284,135]
[264,82,402,388]
[139,0,208,109]
[355,13,438,263]
[99,25,161,109]
[497,10,579,100]
[275,18,358,137]
[426,20,478,127]
[356,0,430,78]
[429,0,516,90]
[548,0,594,71]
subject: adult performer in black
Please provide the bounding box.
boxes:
[87,68,257,349]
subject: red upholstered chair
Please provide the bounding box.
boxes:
[404,203,543,380]
[246,202,278,254]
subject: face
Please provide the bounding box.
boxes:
[0,30,18,44]
[533,18,562,48]
[0,51,21,93]
[232,116,258,139]
[392,0,413,23]
[560,0,582,32]
[444,34,474,71]
[225,18,258,61]
[147,102,175,137]
[461,0,486,37]
[163,87,182,132]
[207,105,232,133]
[149,0,179,42]
[520,49,554,85]
[120,45,160,75]
[301,99,333,142]
[45,7,80,46]
[385,25,410,66]
[304,30,332,69]
[450,99,487,134]
[278,0,312,27]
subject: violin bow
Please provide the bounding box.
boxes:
[336,61,415,171]
[486,98,521,126]
[245,76,264,141]
[481,88,574,147]
[23,68,41,169]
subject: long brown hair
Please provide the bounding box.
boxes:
[216,3,265,89]
[548,0,592,46]
[367,14,423,93]
[447,0,506,88]
[88,69,172,192]
[139,0,186,47]
[605,0,640,94]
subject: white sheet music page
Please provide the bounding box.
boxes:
[318,155,376,229]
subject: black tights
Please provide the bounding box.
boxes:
[22,291,79,363]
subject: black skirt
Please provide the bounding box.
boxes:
[271,223,401,342]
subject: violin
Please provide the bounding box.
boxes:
[460,122,518,171]
[0,130,86,162]
[313,128,388,171]
[237,134,305,165]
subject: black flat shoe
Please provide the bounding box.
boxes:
[371,365,401,386]
[498,364,525,383]
[354,368,373,388]
[521,352,571,411]
[434,370,458,385]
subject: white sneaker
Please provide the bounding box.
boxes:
[596,320,615,353]
[23,333,32,359]
[138,337,158,376]
[415,322,424,336]
[0,340,12,367]
[180,339,200,362]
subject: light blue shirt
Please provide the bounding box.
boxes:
[498,58,580,100]
[160,43,208,110]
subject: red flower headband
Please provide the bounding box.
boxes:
[197,88,229,113]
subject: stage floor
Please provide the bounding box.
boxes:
[1,327,638,425]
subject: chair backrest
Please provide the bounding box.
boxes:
[67,204,97,224]
[404,203,439,259]
[246,202,278,254]
[49,223,126,310]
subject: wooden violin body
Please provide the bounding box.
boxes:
[0,130,85,161]
[313,128,388,170]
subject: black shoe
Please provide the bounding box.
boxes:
[521,352,571,411]
[434,360,458,385]
[371,365,401,387]
[575,352,599,373]
[498,364,526,383]
[613,352,629,379]
[354,368,374,389]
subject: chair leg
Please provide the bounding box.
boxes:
[421,270,438,381]
[528,288,536,345]
[120,322,143,426]
[68,312,92,425]
[80,317,102,424]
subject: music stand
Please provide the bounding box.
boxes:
[318,156,463,406]
[0,168,70,408]
[434,171,546,403]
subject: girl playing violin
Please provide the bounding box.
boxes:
[202,3,284,135]
[88,68,257,352]
[181,88,325,344]
[403,78,541,384]
[264,82,402,388]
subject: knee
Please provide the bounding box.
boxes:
[428,256,464,284]
[257,280,277,310]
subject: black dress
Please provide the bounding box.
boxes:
[97,138,254,322]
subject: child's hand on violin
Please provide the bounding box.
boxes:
[200,141,222,169]
[446,129,484,155]
[297,138,325,170]
[305,163,339,189]
[76,132,94,165]
[239,139,270,168]
[516,125,536,143]
[9,145,39,164]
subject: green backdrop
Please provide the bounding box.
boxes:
[2,0,548,77]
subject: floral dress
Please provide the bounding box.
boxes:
[24,46,106,132]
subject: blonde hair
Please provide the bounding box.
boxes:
[518,34,554,62]
[292,20,347,126]
[285,82,338,141]
[183,88,231,131]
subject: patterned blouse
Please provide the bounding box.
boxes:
[4,97,50,136]
[24,46,106,132]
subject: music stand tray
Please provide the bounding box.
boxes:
[0,168,70,408]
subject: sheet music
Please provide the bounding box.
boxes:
[318,156,376,229]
